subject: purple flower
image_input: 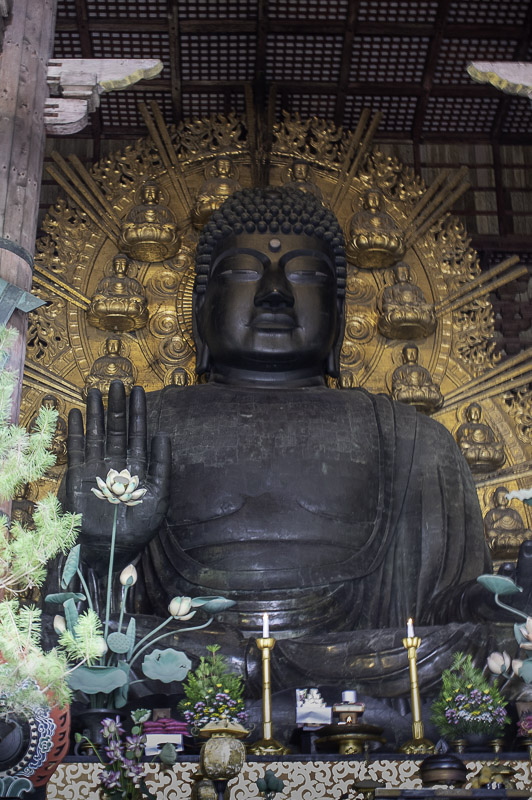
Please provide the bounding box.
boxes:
[100,769,121,789]
[104,741,123,761]
[125,734,146,759]
[101,716,125,739]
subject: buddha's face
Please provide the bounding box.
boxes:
[402,345,418,364]
[467,404,481,423]
[365,190,382,212]
[142,183,159,204]
[114,256,128,275]
[107,338,121,355]
[394,264,410,283]
[41,394,58,410]
[197,231,340,381]
[216,158,231,176]
[495,488,509,508]
[293,162,309,181]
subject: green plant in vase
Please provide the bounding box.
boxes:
[178,644,248,735]
[431,652,509,742]
[47,469,235,709]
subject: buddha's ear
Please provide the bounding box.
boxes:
[192,291,210,375]
[326,297,345,379]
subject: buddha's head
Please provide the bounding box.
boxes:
[214,156,232,177]
[494,486,510,508]
[194,186,346,384]
[106,337,122,356]
[41,394,59,410]
[402,343,419,364]
[292,159,310,182]
[466,402,482,423]
[113,253,129,276]
[141,181,160,205]
[363,189,383,213]
[394,262,411,283]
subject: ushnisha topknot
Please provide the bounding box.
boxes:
[194,185,347,297]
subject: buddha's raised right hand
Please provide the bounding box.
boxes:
[65,380,171,576]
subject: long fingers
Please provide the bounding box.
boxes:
[128,386,148,478]
[106,380,128,467]
[67,408,85,468]
[147,433,171,496]
[85,390,105,463]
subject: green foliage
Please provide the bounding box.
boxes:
[0,325,94,718]
[0,600,71,717]
[431,652,509,738]
[178,644,247,729]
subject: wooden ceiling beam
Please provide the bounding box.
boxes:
[168,1,182,122]
[74,0,102,160]
[55,16,527,40]
[333,0,360,127]
[412,0,453,143]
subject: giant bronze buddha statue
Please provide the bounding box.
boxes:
[65,186,524,699]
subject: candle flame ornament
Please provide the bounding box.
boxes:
[399,623,435,755]
[248,624,289,755]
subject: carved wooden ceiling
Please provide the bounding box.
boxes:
[53,0,532,142]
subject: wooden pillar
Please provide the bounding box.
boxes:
[0,0,57,417]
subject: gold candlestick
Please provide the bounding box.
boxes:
[248,636,290,755]
[399,635,435,754]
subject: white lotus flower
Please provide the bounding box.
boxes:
[168,596,196,621]
[120,564,138,586]
[53,614,66,634]
[487,651,511,674]
[513,659,524,676]
[91,469,147,506]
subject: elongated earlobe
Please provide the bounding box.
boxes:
[196,342,211,375]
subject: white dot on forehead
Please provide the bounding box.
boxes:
[269,238,281,252]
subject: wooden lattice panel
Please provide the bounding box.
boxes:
[266,34,344,82]
[181,33,257,81]
[349,36,430,84]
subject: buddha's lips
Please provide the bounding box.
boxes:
[250,312,297,331]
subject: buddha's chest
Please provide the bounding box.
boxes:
[151,386,381,527]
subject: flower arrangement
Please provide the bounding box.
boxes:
[178,644,248,733]
[75,709,155,800]
[431,652,509,738]
[47,469,235,709]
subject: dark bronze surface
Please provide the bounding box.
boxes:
[64,187,521,700]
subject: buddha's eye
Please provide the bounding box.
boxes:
[214,254,263,281]
[284,256,332,284]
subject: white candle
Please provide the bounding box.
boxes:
[262,612,270,638]
[342,690,357,703]
[407,618,415,638]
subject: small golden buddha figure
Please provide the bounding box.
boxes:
[30,393,68,465]
[392,343,443,414]
[484,486,532,561]
[346,188,405,269]
[191,156,241,229]
[377,262,436,340]
[456,403,505,474]
[83,337,135,399]
[165,367,190,387]
[284,158,323,201]
[12,483,35,528]
[87,253,149,332]
[119,180,180,262]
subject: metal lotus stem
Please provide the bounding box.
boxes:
[399,636,435,755]
[248,636,289,755]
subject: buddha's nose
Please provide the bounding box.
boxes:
[254,268,294,308]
